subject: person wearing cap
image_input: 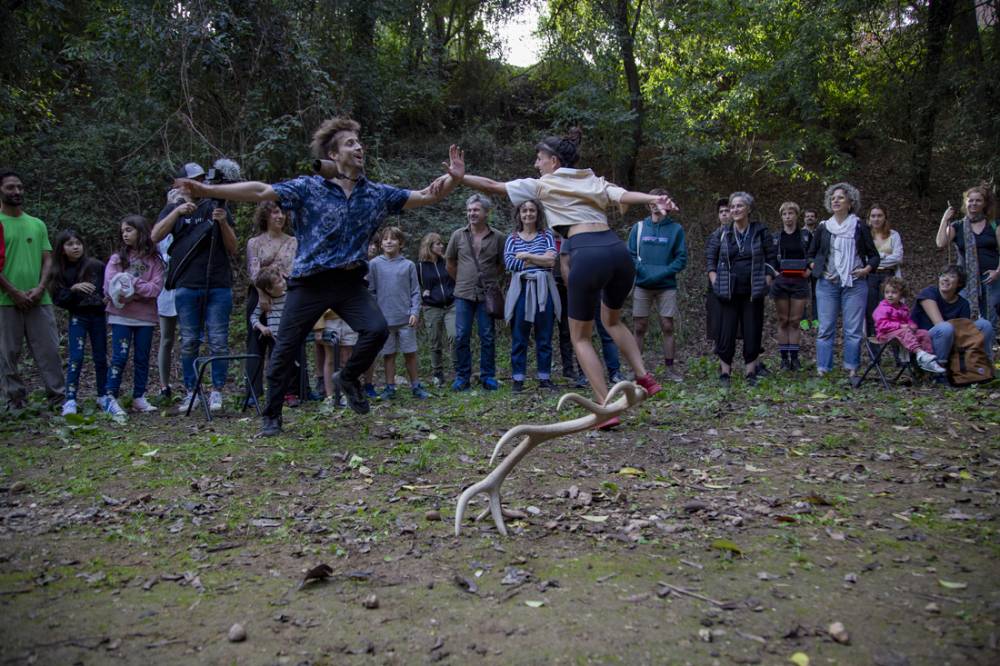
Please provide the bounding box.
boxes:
[173,116,464,437]
[152,161,237,414]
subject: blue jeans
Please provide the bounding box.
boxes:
[593,302,620,377]
[65,313,108,401]
[962,279,1000,329]
[175,287,233,390]
[929,319,995,364]
[816,276,867,372]
[510,291,554,380]
[105,324,154,398]
[454,298,495,382]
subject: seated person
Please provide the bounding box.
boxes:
[912,265,995,373]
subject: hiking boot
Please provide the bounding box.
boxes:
[132,396,157,413]
[635,372,662,397]
[259,416,282,437]
[334,371,370,415]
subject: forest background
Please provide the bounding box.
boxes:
[1,0,998,352]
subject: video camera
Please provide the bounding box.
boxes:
[205,158,242,210]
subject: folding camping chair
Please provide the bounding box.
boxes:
[857,335,920,389]
[186,353,262,420]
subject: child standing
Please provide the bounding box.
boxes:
[368,227,429,399]
[50,230,108,415]
[873,277,946,374]
[250,266,298,405]
[313,309,357,408]
[102,215,165,419]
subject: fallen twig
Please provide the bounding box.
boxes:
[657,582,726,607]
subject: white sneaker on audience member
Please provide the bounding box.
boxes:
[916,350,946,374]
[178,392,197,414]
[132,396,157,413]
[209,391,223,412]
[61,400,77,416]
[103,396,127,421]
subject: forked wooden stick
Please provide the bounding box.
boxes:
[454,381,648,536]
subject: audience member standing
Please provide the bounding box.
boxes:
[865,203,904,334]
[627,188,687,382]
[446,194,503,391]
[770,202,812,371]
[706,198,730,343]
[417,232,456,386]
[935,185,999,326]
[0,170,64,409]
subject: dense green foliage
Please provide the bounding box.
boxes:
[0,0,996,251]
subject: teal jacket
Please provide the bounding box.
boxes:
[627,216,688,290]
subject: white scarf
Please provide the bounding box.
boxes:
[824,213,859,287]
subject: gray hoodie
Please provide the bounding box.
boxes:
[368,254,420,327]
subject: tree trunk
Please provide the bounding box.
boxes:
[910,0,957,198]
[609,0,644,189]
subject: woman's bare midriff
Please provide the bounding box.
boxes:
[565,222,610,237]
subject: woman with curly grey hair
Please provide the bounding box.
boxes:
[806,182,881,386]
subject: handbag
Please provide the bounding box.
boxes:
[780,258,809,278]
[466,230,505,319]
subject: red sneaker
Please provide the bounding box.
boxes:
[635,373,662,397]
[596,416,620,431]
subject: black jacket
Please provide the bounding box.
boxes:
[418,259,455,307]
[705,222,777,301]
[807,220,880,277]
[51,257,106,316]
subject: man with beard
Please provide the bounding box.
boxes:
[0,171,64,409]
[175,118,464,436]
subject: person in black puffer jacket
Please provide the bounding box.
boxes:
[706,191,778,386]
[417,232,456,386]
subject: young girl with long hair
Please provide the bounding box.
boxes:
[102,215,165,419]
[49,230,108,415]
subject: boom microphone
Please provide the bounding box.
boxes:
[209,158,242,184]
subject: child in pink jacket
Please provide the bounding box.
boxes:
[872,277,945,374]
[102,215,165,419]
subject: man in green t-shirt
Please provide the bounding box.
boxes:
[0,171,64,409]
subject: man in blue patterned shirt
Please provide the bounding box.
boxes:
[177,117,465,436]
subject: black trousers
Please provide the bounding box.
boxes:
[555,282,576,377]
[715,293,764,366]
[263,266,388,419]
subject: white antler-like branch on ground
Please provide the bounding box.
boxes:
[454,381,648,536]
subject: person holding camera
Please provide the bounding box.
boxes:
[152,165,238,414]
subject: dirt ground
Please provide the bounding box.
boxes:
[1,366,999,665]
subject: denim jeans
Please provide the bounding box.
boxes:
[105,324,154,398]
[961,279,1000,329]
[66,313,108,401]
[593,302,620,377]
[510,291,554,380]
[928,319,995,364]
[816,276,867,372]
[175,287,233,390]
[454,297,495,382]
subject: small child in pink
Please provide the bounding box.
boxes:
[872,277,945,374]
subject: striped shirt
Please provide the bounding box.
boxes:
[504,230,556,273]
[250,292,286,339]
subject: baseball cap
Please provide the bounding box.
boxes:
[177,162,206,179]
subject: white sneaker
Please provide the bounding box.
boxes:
[178,392,197,414]
[103,396,127,421]
[61,400,78,416]
[916,350,946,374]
[132,396,157,413]
[209,390,223,412]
